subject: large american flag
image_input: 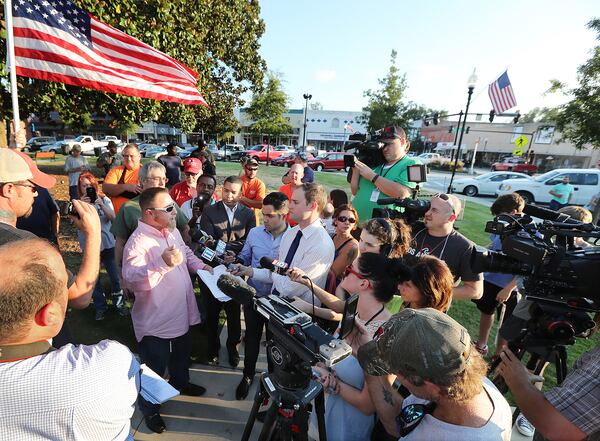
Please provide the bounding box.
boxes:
[488,71,516,114]
[10,0,207,105]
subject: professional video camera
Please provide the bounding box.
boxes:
[343,132,386,169]
[216,273,352,440]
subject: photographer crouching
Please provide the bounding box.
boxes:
[350,125,421,224]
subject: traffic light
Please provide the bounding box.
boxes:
[466,126,470,134]
[489,110,495,123]
[423,116,430,127]
[513,111,520,124]
[448,126,453,133]
[433,113,439,125]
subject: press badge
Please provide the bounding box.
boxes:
[370,189,380,202]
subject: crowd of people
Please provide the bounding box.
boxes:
[0,126,598,441]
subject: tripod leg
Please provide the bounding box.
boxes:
[242,379,267,441]
[257,404,279,441]
[314,390,327,441]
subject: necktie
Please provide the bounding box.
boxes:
[272,230,302,296]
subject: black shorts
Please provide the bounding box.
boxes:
[472,280,518,318]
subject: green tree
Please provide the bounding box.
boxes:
[546,18,600,148]
[520,107,560,123]
[246,72,292,143]
[0,0,266,135]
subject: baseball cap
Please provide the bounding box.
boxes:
[15,151,56,188]
[183,157,202,174]
[244,157,259,167]
[357,308,472,381]
[377,125,406,142]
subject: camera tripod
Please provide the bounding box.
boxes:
[241,372,327,441]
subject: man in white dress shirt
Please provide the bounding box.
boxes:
[0,238,139,440]
[232,183,334,304]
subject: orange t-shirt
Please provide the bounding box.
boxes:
[103,166,140,214]
[278,183,298,227]
[242,175,266,225]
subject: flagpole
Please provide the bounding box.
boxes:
[4,0,22,148]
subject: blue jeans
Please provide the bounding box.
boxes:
[92,247,121,313]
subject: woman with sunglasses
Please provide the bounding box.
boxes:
[300,253,410,441]
[329,204,360,279]
[77,172,127,321]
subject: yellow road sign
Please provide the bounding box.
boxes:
[513,148,524,156]
[514,135,529,148]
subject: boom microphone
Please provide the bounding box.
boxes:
[216,274,257,306]
[523,204,580,224]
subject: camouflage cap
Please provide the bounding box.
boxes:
[357,308,472,380]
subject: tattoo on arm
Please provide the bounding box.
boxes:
[382,386,395,406]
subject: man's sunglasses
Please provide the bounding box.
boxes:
[246,167,258,171]
[433,193,457,214]
[336,215,356,224]
[148,203,176,213]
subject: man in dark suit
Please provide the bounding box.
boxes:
[200,176,256,367]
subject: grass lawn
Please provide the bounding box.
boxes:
[40,156,598,391]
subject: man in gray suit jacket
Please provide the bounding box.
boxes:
[200,176,256,367]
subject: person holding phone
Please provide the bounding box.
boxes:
[290,253,410,441]
[77,172,127,320]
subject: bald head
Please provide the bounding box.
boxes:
[289,163,304,186]
[0,239,68,343]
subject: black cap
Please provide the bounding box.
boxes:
[377,126,406,141]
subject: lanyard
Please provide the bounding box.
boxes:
[363,304,386,327]
[0,341,54,363]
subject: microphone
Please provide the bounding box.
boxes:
[523,204,580,224]
[259,256,290,275]
[216,274,257,306]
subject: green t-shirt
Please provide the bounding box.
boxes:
[551,183,574,204]
[110,196,188,241]
[353,155,421,223]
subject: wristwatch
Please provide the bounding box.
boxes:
[371,174,379,184]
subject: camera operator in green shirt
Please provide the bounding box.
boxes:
[350,126,420,224]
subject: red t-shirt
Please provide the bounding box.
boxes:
[169,181,196,207]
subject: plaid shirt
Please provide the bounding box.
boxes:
[544,345,600,439]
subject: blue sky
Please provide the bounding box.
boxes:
[256,0,597,117]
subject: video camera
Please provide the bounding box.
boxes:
[192,192,211,211]
[216,274,351,391]
[471,204,600,346]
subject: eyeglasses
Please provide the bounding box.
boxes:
[148,203,176,213]
[144,176,168,184]
[433,193,457,214]
[13,182,38,193]
[246,167,258,172]
[344,265,367,280]
[184,172,199,177]
[396,403,436,437]
[337,215,356,224]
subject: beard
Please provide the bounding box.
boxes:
[166,217,177,231]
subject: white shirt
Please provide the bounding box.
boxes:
[224,203,238,225]
[181,199,201,225]
[0,340,139,440]
[252,217,335,304]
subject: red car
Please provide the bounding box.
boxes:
[244,144,289,162]
[308,152,353,172]
[272,152,315,167]
[491,157,537,175]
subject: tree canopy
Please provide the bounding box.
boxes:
[520,107,560,124]
[361,50,443,134]
[0,0,266,135]
[547,18,600,149]
[246,71,292,138]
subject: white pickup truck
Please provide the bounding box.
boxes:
[61,135,119,155]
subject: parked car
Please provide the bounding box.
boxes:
[60,135,113,155]
[491,156,538,175]
[39,142,64,154]
[272,152,315,167]
[451,171,531,196]
[496,168,600,205]
[243,144,286,162]
[417,152,444,164]
[24,136,57,152]
[308,152,353,172]
[142,144,166,158]
[221,144,245,161]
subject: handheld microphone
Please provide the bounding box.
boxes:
[259,256,289,275]
[523,204,580,224]
[216,274,257,306]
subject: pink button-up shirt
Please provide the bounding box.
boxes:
[122,221,207,341]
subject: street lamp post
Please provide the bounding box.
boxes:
[448,69,477,194]
[302,93,312,149]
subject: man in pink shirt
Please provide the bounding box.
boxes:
[122,187,213,434]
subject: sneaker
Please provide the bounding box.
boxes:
[112,291,129,316]
[516,414,535,437]
[95,309,105,321]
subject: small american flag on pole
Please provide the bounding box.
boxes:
[488,71,516,114]
[10,0,207,105]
